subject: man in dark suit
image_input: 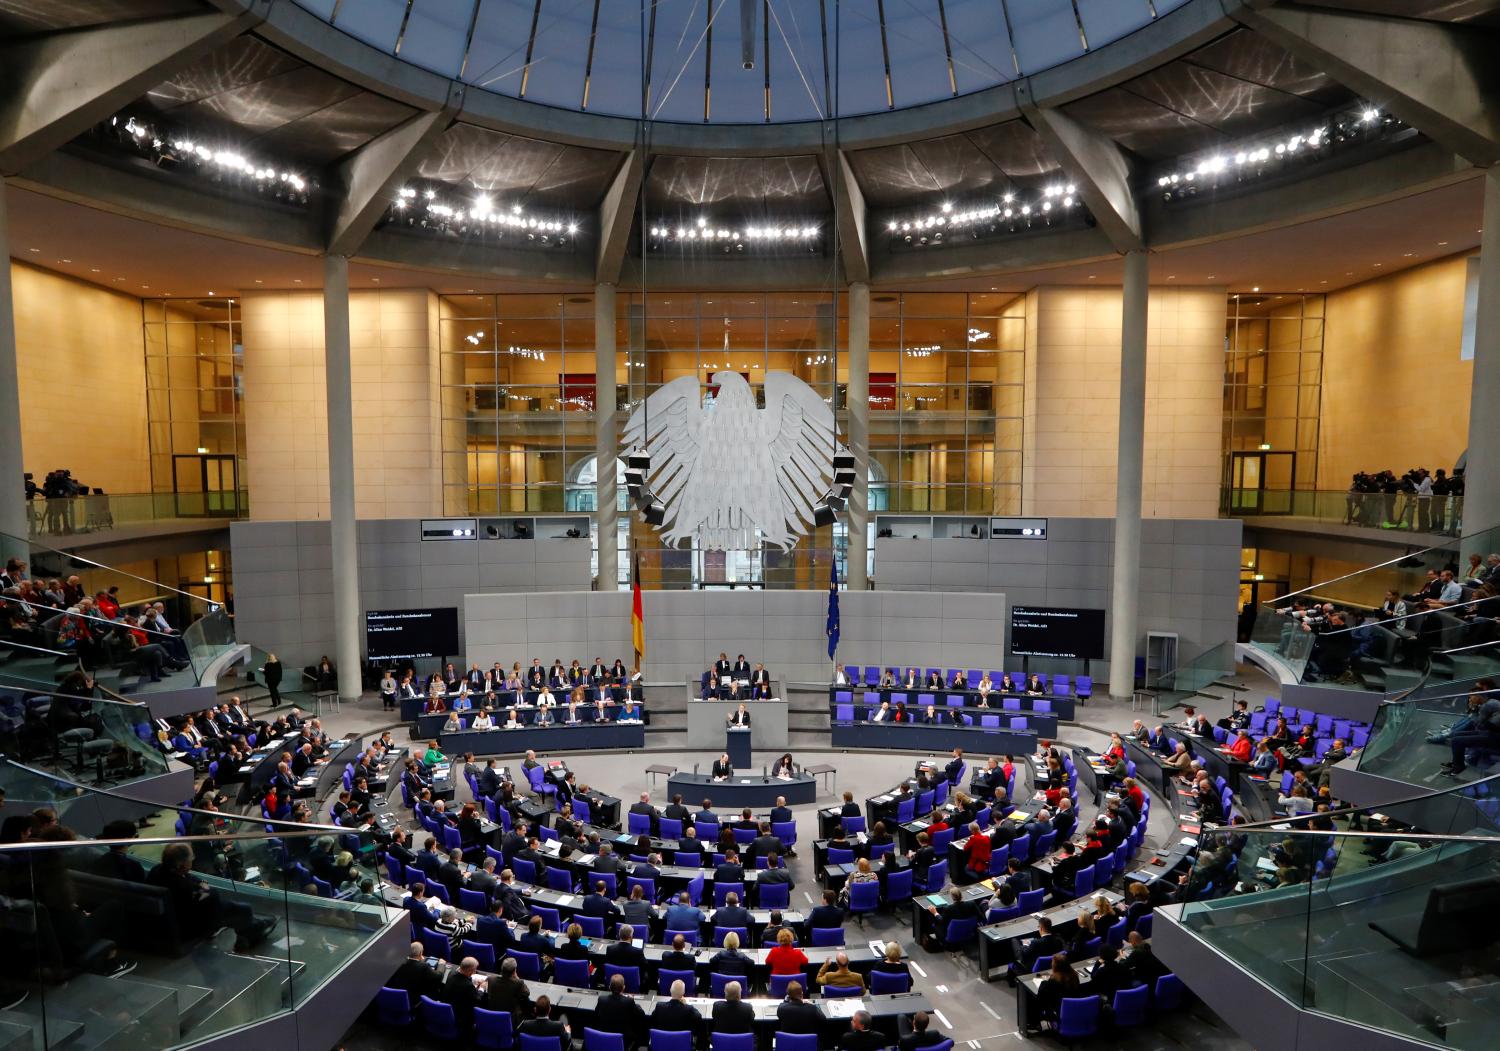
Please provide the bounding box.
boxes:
[469,857,500,902]
[925,888,980,948]
[1011,917,1064,983]
[517,996,570,1042]
[389,941,444,1006]
[660,933,698,974]
[593,973,645,1049]
[414,837,444,878]
[776,981,822,1035]
[731,655,751,679]
[478,759,502,798]
[675,828,706,864]
[908,831,936,883]
[751,663,770,689]
[518,916,553,960]
[581,881,620,925]
[1089,944,1135,1002]
[1049,842,1087,896]
[664,794,692,824]
[808,889,844,932]
[710,753,734,780]
[749,823,783,864]
[944,748,965,785]
[475,899,515,949]
[664,892,704,934]
[714,848,745,887]
[628,792,659,835]
[839,1009,888,1050]
[442,956,490,1033]
[437,848,467,904]
[899,1010,950,1050]
[769,797,793,825]
[493,871,530,922]
[714,891,753,935]
[757,854,794,894]
[651,978,704,1043]
[605,924,646,971]
[695,800,718,826]
[710,981,755,1034]
[594,842,623,875]
[500,822,529,864]
[1003,858,1031,894]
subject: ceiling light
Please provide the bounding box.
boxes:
[1252,286,1260,292]
[27,248,39,253]
[61,258,71,263]
[90,267,100,273]
[1361,108,1379,123]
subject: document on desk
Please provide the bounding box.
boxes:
[824,997,859,1018]
[1179,837,1199,849]
[554,894,576,907]
[869,940,887,956]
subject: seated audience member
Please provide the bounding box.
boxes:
[1033,955,1081,1029]
[517,995,570,1043]
[766,926,808,975]
[815,951,866,991]
[711,980,755,1034]
[389,941,444,1006]
[840,1009,888,1051]
[652,979,705,1042]
[776,981,822,1035]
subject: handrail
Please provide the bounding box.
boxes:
[1272,592,1496,639]
[0,681,148,709]
[8,526,221,607]
[0,755,348,835]
[0,593,185,643]
[1259,524,1495,606]
[0,638,77,661]
[1224,769,1500,833]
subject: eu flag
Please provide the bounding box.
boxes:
[826,558,840,660]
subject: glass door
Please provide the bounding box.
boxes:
[172,454,242,517]
[1227,451,1296,514]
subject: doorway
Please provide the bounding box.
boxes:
[172,454,242,517]
[1226,451,1296,514]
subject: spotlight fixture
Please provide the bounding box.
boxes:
[882,184,1082,248]
[384,181,578,248]
[646,219,821,254]
[98,113,313,205]
[1154,100,1404,203]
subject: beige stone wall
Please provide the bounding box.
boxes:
[1318,252,1475,488]
[12,262,151,493]
[1022,284,1226,518]
[240,289,442,520]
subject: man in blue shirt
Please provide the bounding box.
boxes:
[664,890,704,933]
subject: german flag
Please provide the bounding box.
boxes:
[631,553,645,672]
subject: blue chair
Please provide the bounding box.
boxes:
[665,929,700,946]
[1010,833,1031,864]
[821,983,863,998]
[811,927,844,947]
[1034,830,1056,856]
[576,914,606,938]
[921,859,948,893]
[554,956,592,988]
[585,1028,625,1051]
[710,1034,754,1051]
[1112,984,1150,1027]
[758,881,790,909]
[769,972,800,998]
[1135,914,1153,939]
[869,840,895,861]
[1105,917,1129,947]
[870,969,910,994]
[942,916,978,949]
[460,887,489,913]
[841,815,866,835]
[985,904,1022,924]
[1059,864,1093,899]
[659,967,697,994]
[461,940,497,971]
[848,879,880,918]
[709,973,743,997]
[1093,855,1115,889]
[1032,954,1054,975]
[883,866,914,903]
[733,827,756,847]
[771,820,797,848]
[1154,972,1185,1011]
[931,827,955,853]
[507,949,541,979]
[530,906,562,932]
[658,817,682,840]
[896,797,916,823]
[1058,996,1101,1038]
[715,882,744,907]
[827,847,855,866]
[773,1036,819,1051]
[385,854,405,883]
[520,1035,564,1051]
[595,871,619,898]
[628,876,658,902]
[538,826,560,844]
[511,858,537,884]
[650,1030,695,1051]
[419,995,458,1040]
[917,789,935,813]
[604,963,641,992]
[419,927,450,961]
[695,819,719,840]
[423,879,448,905]
[1018,889,1046,914]
[376,986,412,1026]
[628,812,653,836]
[440,824,463,852]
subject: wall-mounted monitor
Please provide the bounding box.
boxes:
[365,607,459,661]
[1010,606,1106,660]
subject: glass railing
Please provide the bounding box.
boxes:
[0,759,393,1048]
[1221,485,1463,536]
[1152,640,1240,710]
[26,490,249,537]
[1245,524,1500,691]
[1177,773,1500,1050]
[2,528,238,692]
[0,679,172,785]
[1356,657,1500,786]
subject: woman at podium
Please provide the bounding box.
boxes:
[726,704,752,728]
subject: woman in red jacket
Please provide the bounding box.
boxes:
[766,927,808,975]
[963,821,992,878]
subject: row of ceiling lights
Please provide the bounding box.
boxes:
[646,216,821,253]
[387,183,579,246]
[98,114,312,205]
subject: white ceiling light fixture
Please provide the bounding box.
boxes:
[388,182,579,248]
[648,219,821,254]
[102,113,311,204]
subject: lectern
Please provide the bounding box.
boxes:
[726,726,752,769]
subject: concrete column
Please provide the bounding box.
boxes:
[0,180,28,563]
[1464,169,1500,539]
[1109,251,1149,701]
[594,283,619,591]
[846,282,870,589]
[322,255,362,703]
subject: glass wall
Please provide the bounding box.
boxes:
[142,298,247,515]
[438,289,1027,528]
[1222,292,1324,511]
[439,292,601,516]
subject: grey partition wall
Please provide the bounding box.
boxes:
[875,517,1242,683]
[463,590,1008,685]
[232,519,591,668]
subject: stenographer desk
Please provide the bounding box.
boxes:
[666,770,817,808]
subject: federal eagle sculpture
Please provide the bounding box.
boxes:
[622,370,848,551]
